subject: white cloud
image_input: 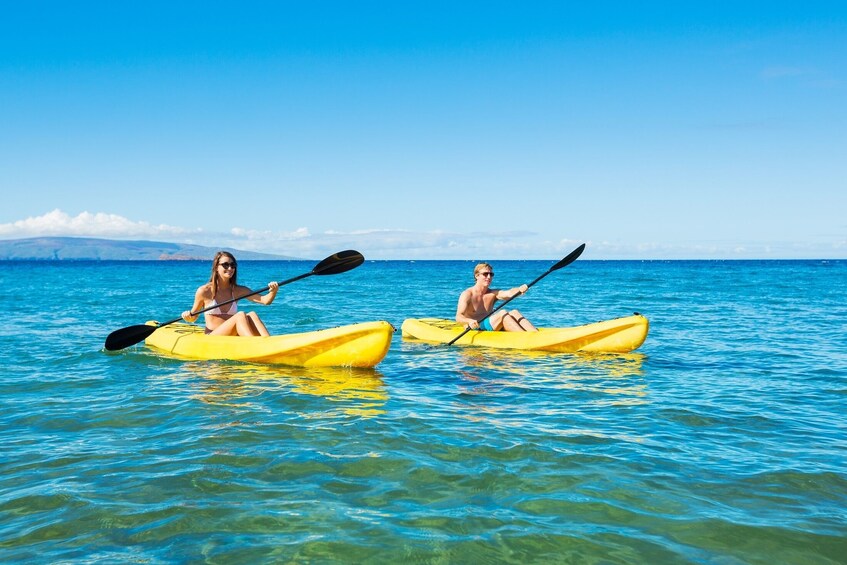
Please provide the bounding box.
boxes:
[230,227,310,241]
[0,209,197,239]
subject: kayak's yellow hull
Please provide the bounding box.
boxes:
[401,314,648,353]
[145,321,394,368]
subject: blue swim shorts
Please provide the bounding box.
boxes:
[480,318,494,331]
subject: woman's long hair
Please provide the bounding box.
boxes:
[208,251,238,298]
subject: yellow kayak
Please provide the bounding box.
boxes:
[145,320,394,368]
[401,314,648,353]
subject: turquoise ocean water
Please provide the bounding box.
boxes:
[1,259,845,563]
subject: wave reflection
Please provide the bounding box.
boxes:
[173,360,388,417]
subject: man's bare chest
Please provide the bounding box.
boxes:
[469,291,496,313]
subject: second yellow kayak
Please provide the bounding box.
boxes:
[401,314,648,353]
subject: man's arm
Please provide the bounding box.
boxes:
[496,284,528,300]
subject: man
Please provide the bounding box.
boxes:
[455,262,537,332]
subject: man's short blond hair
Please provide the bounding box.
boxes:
[473,262,493,278]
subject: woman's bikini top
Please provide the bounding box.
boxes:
[207,289,238,316]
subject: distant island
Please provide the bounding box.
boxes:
[0,237,302,261]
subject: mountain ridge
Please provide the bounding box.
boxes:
[0,237,302,261]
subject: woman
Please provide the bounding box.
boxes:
[181,251,280,336]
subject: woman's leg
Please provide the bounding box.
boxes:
[209,312,265,336]
[246,312,270,336]
[208,313,241,336]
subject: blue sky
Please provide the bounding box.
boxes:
[1,2,844,259]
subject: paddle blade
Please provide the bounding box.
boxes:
[550,243,586,272]
[105,324,158,351]
[312,249,365,276]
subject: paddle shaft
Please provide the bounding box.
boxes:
[445,243,586,346]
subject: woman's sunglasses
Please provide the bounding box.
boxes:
[219,261,237,269]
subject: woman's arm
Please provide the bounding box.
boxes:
[244,281,279,306]
[182,286,207,322]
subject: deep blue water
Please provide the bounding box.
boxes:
[1,259,845,563]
